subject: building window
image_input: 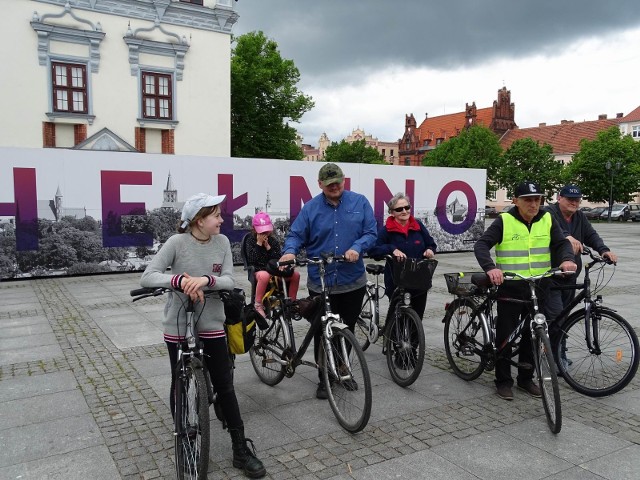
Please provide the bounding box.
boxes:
[180,0,204,4]
[633,125,640,138]
[390,149,394,156]
[404,157,411,166]
[142,72,173,120]
[52,62,87,114]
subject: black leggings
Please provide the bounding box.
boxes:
[166,337,242,429]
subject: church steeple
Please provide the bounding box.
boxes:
[164,171,177,204]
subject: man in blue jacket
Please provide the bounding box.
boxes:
[280,163,377,399]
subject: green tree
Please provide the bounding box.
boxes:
[498,138,564,198]
[231,31,314,160]
[565,126,640,203]
[324,139,386,164]
[422,125,502,197]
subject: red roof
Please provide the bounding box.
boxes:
[417,107,494,141]
[620,105,640,123]
[499,118,620,155]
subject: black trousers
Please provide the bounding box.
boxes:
[495,282,535,387]
[311,286,366,382]
[166,337,242,428]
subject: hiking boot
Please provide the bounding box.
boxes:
[316,382,329,400]
[229,426,266,478]
[496,384,514,401]
[517,380,542,398]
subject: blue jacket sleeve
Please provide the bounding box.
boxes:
[418,220,437,252]
[367,225,394,259]
[350,198,378,254]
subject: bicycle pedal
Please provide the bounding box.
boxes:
[515,362,533,370]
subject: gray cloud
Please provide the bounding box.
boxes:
[233,0,640,78]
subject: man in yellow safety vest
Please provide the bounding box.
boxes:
[474,181,577,401]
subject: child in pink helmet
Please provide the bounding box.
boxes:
[246,212,300,317]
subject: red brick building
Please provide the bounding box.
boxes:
[398,87,517,166]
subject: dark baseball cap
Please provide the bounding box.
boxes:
[318,163,344,186]
[514,181,543,197]
[559,184,582,198]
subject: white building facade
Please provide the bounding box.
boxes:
[0,0,237,156]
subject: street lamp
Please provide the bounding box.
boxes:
[605,160,621,223]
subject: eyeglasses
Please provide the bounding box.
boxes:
[393,205,411,212]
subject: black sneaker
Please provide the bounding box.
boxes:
[340,378,358,391]
[316,382,329,400]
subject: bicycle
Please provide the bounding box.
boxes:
[551,246,639,397]
[442,268,565,434]
[249,253,372,433]
[355,256,438,387]
[130,287,224,480]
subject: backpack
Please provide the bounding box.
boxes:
[220,288,257,355]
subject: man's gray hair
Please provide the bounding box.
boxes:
[388,192,411,213]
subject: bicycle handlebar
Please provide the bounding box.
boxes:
[581,246,615,266]
[502,268,573,282]
[129,286,218,302]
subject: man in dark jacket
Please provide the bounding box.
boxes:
[474,181,576,401]
[544,184,618,348]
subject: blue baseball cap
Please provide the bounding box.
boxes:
[559,184,582,198]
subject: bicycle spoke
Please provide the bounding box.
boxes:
[558,310,638,396]
[323,329,372,433]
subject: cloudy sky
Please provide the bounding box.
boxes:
[232,0,640,147]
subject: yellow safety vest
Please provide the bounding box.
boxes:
[495,212,552,276]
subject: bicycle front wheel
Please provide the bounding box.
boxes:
[355,293,376,351]
[175,358,210,479]
[384,306,425,387]
[534,329,562,434]
[556,309,639,397]
[443,297,487,381]
[249,315,288,386]
[322,328,372,433]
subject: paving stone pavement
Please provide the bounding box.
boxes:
[1,222,639,479]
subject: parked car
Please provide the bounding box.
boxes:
[584,206,606,220]
[599,204,631,222]
[632,211,640,222]
[579,206,592,213]
[485,206,498,218]
[628,203,640,218]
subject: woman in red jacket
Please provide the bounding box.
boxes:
[368,192,437,319]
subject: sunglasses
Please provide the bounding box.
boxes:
[393,205,411,212]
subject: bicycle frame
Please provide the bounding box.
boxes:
[259,255,352,381]
[472,272,553,366]
[551,249,611,355]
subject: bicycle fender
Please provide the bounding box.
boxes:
[564,304,618,326]
[330,321,349,330]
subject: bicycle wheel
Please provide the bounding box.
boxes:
[355,293,376,351]
[533,329,562,434]
[556,308,639,397]
[175,358,210,479]
[322,328,372,433]
[443,297,487,381]
[384,306,425,387]
[249,315,288,386]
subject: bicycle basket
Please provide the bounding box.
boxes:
[390,258,438,291]
[443,272,481,296]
